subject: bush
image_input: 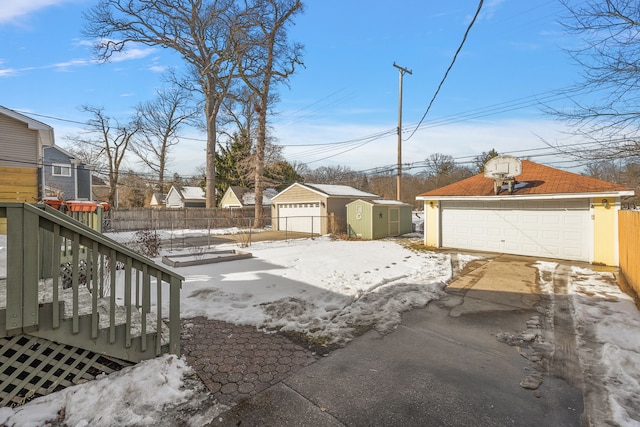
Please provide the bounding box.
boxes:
[130,229,161,257]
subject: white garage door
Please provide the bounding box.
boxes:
[277,202,322,233]
[441,199,591,261]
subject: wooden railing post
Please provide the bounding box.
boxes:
[170,276,181,356]
[5,205,40,333]
[5,206,24,334]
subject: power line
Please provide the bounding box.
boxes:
[405,0,484,141]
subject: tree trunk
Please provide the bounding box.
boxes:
[205,90,217,208]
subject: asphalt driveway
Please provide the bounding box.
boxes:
[208,254,586,426]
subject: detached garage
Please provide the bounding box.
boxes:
[272,183,378,234]
[416,159,634,266]
[346,199,413,240]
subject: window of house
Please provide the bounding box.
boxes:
[52,164,72,177]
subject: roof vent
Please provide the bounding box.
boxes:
[483,155,522,195]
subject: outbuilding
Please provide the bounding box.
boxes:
[416,159,634,266]
[346,199,413,240]
[165,185,206,208]
[219,186,278,209]
[271,183,378,234]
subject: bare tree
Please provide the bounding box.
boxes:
[133,86,198,193]
[419,153,473,190]
[84,0,243,207]
[554,0,640,160]
[234,0,304,227]
[473,148,499,173]
[67,105,139,206]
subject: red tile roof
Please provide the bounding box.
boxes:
[417,160,633,197]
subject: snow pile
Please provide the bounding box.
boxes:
[0,356,221,427]
[569,266,640,426]
[536,261,640,426]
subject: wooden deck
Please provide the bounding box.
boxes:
[0,202,183,407]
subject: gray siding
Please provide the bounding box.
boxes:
[0,114,39,168]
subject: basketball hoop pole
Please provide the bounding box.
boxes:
[393,62,412,201]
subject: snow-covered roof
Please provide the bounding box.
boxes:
[300,183,378,198]
[179,186,205,200]
[373,199,409,206]
[242,188,278,206]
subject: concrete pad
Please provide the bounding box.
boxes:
[280,309,582,427]
[448,255,540,316]
[207,382,342,427]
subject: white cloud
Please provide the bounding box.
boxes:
[108,46,157,63]
[0,0,70,24]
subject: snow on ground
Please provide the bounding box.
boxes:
[170,236,452,345]
[536,261,640,427]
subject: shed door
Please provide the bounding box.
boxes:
[388,208,400,236]
[441,199,591,261]
[277,202,322,233]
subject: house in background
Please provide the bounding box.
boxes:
[416,158,634,266]
[165,185,206,208]
[0,106,54,204]
[271,183,378,234]
[220,186,278,209]
[149,192,167,208]
[42,146,93,201]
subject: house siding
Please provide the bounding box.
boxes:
[220,191,242,208]
[77,168,91,199]
[44,147,76,199]
[0,114,39,169]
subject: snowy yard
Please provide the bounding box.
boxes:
[0,234,639,426]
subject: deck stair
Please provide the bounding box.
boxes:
[0,202,183,407]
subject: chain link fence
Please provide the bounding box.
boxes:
[103,216,268,252]
[101,207,272,253]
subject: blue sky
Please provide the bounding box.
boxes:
[0,0,590,177]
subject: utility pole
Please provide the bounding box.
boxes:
[393,62,412,201]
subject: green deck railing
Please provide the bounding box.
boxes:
[0,202,183,358]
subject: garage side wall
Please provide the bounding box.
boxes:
[327,198,351,234]
[593,197,618,266]
[423,201,440,247]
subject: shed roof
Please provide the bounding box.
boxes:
[177,186,205,200]
[348,199,411,207]
[417,160,634,199]
[275,183,378,199]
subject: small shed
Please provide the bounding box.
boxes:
[166,185,206,208]
[347,199,413,240]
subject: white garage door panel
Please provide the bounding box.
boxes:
[277,203,321,233]
[441,200,591,261]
